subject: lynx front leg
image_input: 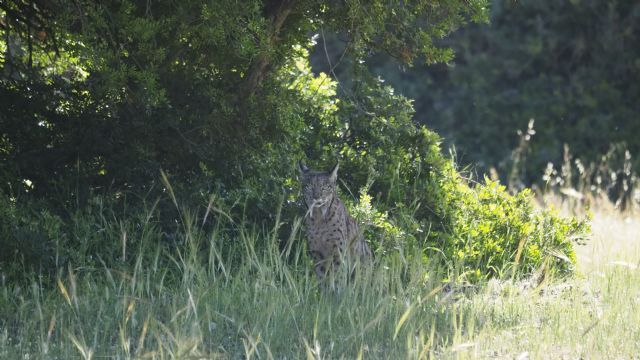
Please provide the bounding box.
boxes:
[309,250,330,278]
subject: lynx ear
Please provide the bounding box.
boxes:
[329,163,339,182]
[298,161,309,174]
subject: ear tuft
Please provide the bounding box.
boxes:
[329,163,339,181]
[298,161,309,174]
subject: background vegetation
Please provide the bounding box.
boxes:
[0,0,590,284]
[2,0,635,357]
[320,0,640,187]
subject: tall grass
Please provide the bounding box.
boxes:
[1,192,638,358]
[0,199,453,359]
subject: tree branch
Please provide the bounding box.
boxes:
[243,0,296,95]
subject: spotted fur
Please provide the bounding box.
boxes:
[298,162,373,279]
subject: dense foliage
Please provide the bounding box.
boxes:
[0,0,588,283]
[354,0,640,181]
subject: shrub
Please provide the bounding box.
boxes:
[0,191,64,278]
[285,57,590,281]
[446,180,589,281]
[0,50,590,284]
[0,1,589,284]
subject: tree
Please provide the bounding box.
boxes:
[0,0,487,199]
[1,1,588,282]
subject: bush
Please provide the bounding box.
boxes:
[0,49,590,284]
[0,191,64,278]
[446,180,589,281]
[0,190,169,282]
[0,1,589,285]
[282,57,590,282]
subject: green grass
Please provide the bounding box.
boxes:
[0,205,638,359]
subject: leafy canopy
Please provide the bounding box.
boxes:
[0,1,588,284]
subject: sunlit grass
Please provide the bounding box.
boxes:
[450,206,640,359]
[0,202,638,358]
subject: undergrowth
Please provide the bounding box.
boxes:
[0,194,637,358]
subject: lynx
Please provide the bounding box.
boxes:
[298,162,372,279]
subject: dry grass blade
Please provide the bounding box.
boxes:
[581,319,600,337]
[67,332,93,360]
[159,169,178,209]
[394,304,414,341]
[135,315,151,357]
[57,277,72,308]
[47,313,56,340]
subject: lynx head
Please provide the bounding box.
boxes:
[298,161,339,219]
